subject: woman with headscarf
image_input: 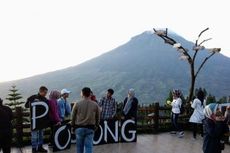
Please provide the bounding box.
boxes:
[48,90,61,147]
[123,89,138,120]
[189,89,205,139]
[203,103,229,153]
[170,89,184,138]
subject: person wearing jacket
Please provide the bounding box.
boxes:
[203,103,229,153]
[48,90,61,147]
[72,87,100,153]
[0,98,13,153]
[224,106,230,143]
[58,89,72,122]
[25,86,49,153]
[170,89,184,138]
[122,89,138,121]
[189,89,205,139]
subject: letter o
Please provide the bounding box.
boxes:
[54,125,71,150]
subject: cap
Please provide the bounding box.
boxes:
[61,89,71,95]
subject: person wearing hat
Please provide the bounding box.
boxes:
[58,89,72,122]
[0,98,13,153]
[122,89,138,121]
[203,103,229,153]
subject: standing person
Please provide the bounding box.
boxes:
[189,89,205,139]
[25,86,49,153]
[0,98,13,153]
[72,87,100,153]
[98,89,116,120]
[58,89,72,122]
[170,89,184,138]
[48,90,61,147]
[122,89,138,120]
[203,103,229,153]
[225,106,230,143]
[224,106,230,127]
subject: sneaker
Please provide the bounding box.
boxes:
[178,131,184,138]
[170,131,177,134]
[48,143,53,148]
[192,137,196,141]
[37,146,47,153]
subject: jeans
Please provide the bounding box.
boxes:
[31,130,44,149]
[171,113,182,132]
[75,128,94,153]
[192,123,203,138]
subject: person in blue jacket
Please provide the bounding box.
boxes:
[57,89,72,122]
[203,103,229,153]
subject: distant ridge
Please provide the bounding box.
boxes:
[0,31,229,104]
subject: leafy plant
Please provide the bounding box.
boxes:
[5,85,29,123]
[6,85,24,109]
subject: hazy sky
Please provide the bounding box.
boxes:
[0,0,229,82]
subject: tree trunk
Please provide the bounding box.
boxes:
[188,63,196,103]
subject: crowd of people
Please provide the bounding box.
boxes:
[169,89,230,153]
[0,86,138,153]
[0,86,229,153]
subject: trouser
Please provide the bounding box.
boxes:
[75,128,94,153]
[31,130,44,150]
[171,113,182,132]
[49,125,55,145]
[192,123,203,138]
[0,131,12,153]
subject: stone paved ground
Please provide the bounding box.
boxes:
[10,132,230,153]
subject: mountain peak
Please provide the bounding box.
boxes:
[130,30,184,43]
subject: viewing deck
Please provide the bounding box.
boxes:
[11,132,230,153]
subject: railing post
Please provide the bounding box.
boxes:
[141,104,144,127]
[15,107,23,147]
[154,103,159,133]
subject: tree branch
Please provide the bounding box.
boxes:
[198,28,209,38]
[199,38,212,46]
[195,52,215,77]
[196,28,209,46]
[153,28,193,63]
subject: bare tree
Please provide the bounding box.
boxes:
[153,28,221,103]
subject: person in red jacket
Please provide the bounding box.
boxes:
[48,90,61,147]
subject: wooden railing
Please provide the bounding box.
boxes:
[11,102,193,146]
[136,103,191,133]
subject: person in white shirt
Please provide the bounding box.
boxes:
[170,89,184,138]
[189,89,205,139]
